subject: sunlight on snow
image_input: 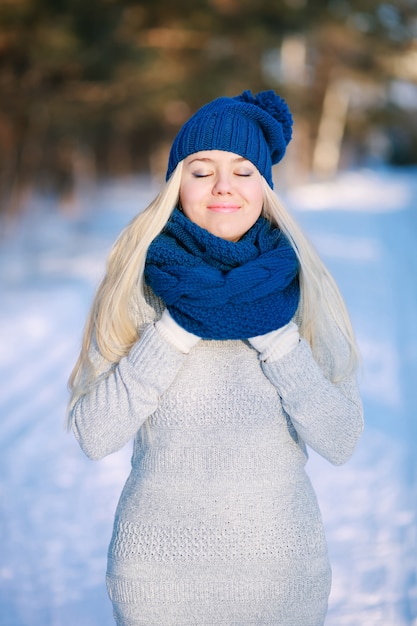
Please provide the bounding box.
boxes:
[309,234,382,261]
[288,170,412,213]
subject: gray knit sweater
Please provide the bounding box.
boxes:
[71,290,363,626]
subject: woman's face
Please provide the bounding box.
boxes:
[179,150,264,242]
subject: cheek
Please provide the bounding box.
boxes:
[246,206,263,230]
[249,182,264,208]
[179,188,203,225]
[245,196,263,221]
[179,180,205,205]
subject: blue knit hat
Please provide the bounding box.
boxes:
[166,90,293,188]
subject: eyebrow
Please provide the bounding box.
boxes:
[186,156,250,165]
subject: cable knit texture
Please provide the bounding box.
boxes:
[145,210,300,339]
[70,284,363,625]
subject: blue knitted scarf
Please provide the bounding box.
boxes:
[145,209,300,340]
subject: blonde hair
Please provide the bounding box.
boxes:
[67,163,184,409]
[261,180,359,378]
[68,164,359,421]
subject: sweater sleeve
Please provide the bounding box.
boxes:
[70,323,187,460]
[261,338,364,466]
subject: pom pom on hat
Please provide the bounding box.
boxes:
[166,90,293,188]
[235,90,293,146]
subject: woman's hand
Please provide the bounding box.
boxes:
[248,321,299,362]
[155,309,201,353]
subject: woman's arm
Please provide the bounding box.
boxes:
[70,323,188,461]
[260,337,364,466]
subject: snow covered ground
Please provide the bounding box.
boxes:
[0,168,416,626]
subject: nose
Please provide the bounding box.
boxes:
[212,172,233,194]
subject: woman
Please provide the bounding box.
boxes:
[68,90,363,625]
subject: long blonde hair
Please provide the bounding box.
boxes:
[68,164,359,414]
[261,180,359,376]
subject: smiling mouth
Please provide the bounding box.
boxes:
[207,204,240,213]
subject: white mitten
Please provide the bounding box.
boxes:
[249,321,299,362]
[155,309,201,354]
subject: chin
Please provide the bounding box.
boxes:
[206,224,240,241]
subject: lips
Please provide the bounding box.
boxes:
[206,204,240,213]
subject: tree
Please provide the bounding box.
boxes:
[0,0,415,214]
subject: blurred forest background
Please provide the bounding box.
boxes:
[0,0,416,216]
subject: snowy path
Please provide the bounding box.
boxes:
[0,170,416,625]
[288,170,417,626]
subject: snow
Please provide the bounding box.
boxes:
[1,168,416,625]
